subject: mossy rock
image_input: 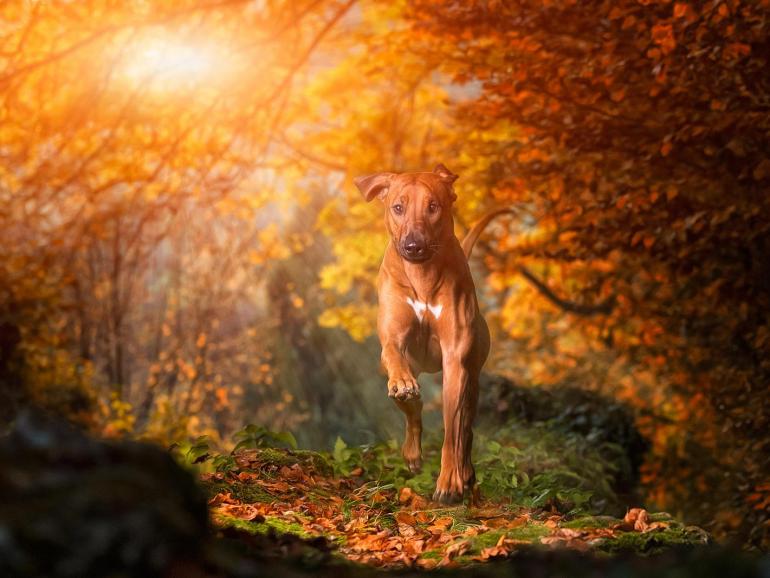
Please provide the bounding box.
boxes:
[509,524,553,542]
[215,513,316,540]
[561,515,617,529]
[598,525,710,554]
[201,479,274,504]
[234,447,333,477]
[469,523,552,550]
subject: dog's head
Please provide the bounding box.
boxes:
[355,164,459,264]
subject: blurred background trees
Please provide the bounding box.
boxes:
[1,0,768,548]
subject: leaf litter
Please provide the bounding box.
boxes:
[201,448,700,569]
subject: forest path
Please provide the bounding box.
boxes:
[198,445,708,569]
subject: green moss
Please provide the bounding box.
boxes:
[466,522,551,553]
[598,527,709,555]
[562,515,617,529]
[201,480,274,503]
[507,523,551,542]
[240,448,332,476]
[266,516,313,536]
[216,513,314,539]
[648,512,676,523]
[419,550,443,560]
[473,530,506,549]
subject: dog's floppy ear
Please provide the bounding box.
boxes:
[354,172,394,202]
[433,163,459,184]
[434,163,458,202]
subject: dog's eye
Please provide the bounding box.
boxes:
[428,202,439,213]
[392,204,404,215]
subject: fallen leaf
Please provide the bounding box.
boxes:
[411,494,429,509]
[644,521,669,533]
[485,517,509,528]
[428,516,454,533]
[370,491,388,503]
[216,503,262,521]
[624,507,651,532]
[207,492,236,506]
[416,557,439,569]
[405,538,425,556]
[445,539,471,557]
[395,511,417,525]
[397,523,416,537]
[439,540,471,566]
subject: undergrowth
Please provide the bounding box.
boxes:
[175,419,712,567]
[329,420,623,516]
[178,416,625,518]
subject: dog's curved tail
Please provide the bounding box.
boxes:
[461,207,516,259]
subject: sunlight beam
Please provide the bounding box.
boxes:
[122,36,219,91]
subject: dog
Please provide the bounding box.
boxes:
[355,164,510,504]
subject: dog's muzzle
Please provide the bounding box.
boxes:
[400,232,430,263]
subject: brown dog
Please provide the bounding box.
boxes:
[355,164,509,504]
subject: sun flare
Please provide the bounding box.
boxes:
[122,36,218,89]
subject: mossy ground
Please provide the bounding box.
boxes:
[193,431,710,569]
[598,524,710,555]
[202,480,274,503]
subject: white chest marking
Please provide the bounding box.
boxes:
[406,297,442,321]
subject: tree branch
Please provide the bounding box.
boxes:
[515,264,615,317]
[475,235,615,317]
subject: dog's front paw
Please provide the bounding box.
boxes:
[387,376,420,401]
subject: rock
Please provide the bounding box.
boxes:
[0,409,210,578]
[478,373,650,491]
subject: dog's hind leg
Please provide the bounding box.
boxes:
[395,397,423,473]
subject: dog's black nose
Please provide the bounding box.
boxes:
[402,233,427,260]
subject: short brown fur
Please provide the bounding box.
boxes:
[355,164,501,504]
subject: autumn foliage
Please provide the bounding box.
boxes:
[1,0,769,552]
[396,0,770,547]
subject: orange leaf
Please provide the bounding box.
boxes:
[428,516,454,533]
[208,492,236,506]
[398,523,417,537]
[411,494,429,509]
[395,511,417,526]
[643,236,655,250]
[444,539,471,558]
[651,23,676,54]
[216,503,262,521]
[621,15,637,30]
[624,507,651,532]
[415,511,433,524]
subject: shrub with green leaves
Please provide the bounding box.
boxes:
[171,423,298,473]
[232,424,297,452]
[330,417,623,516]
[173,416,624,517]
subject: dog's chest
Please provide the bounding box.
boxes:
[406,297,443,322]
